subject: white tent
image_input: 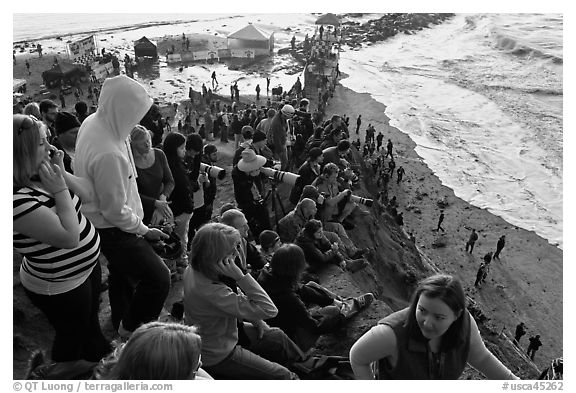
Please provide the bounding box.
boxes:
[227,24,274,54]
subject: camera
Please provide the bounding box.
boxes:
[350,194,374,208]
[200,163,226,180]
[260,167,300,186]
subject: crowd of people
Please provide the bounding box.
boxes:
[14,70,526,381]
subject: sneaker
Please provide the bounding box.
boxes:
[344,258,367,273]
[353,293,375,309]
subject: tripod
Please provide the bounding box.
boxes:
[263,180,286,229]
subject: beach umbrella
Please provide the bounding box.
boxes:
[315,13,341,26]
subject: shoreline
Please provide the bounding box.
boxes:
[324,82,563,367]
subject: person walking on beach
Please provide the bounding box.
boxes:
[255,84,261,101]
[230,84,234,101]
[25,60,31,75]
[388,158,396,179]
[37,43,43,58]
[437,210,445,232]
[474,261,488,287]
[266,77,271,95]
[527,335,542,361]
[356,115,362,134]
[483,251,493,265]
[396,166,405,184]
[291,35,296,50]
[385,139,394,159]
[493,235,506,259]
[465,229,478,253]
[211,71,218,88]
[376,131,384,151]
[514,322,527,346]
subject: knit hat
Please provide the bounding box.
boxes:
[300,98,310,108]
[237,149,266,173]
[185,134,203,152]
[280,104,295,118]
[253,130,267,143]
[259,230,280,251]
[308,147,323,161]
[54,111,81,135]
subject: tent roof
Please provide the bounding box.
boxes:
[228,24,270,41]
[43,63,81,76]
[315,13,341,26]
[135,36,157,47]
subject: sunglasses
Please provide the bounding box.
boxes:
[17,115,39,136]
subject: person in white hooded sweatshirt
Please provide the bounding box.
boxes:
[74,75,170,338]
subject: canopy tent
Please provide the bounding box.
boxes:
[41,63,85,88]
[134,36,158,58]
[227,24,274,52]
[315,13,341,26]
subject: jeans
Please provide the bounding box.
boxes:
[174,212,193,262]
[97,228,170,332]
[204,323,301,380]
[24,263,111,362]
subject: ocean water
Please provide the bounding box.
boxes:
[13,13,563,248]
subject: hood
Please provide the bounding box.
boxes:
[96,75,152,141]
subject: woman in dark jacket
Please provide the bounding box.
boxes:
[163,132,194,265]
[258,244,374,351]
[295,219,366,274]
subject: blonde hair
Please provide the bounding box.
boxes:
[190,223,241,280]
[23,102,41,119]
[13,114,41,188]
[129,124,152,145]
[98,322,202,380]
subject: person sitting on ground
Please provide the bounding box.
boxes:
[220,209,267,278]
[289,147,323,205]
[232,149,271,239]
[297,184,366,255]
[312,163,356,227]
[52,111,81,174]
[183,223,303,380]
[129,125,174,226]
[95,321,212,380]
[295,219,367,275]
[350,273,519,380]
[259,230,283,265]
[278,198,366,260]
[258,244,375,352]
[13,114,111,363]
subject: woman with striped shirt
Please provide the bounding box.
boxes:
[13,114,111,362]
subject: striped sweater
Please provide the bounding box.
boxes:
[13,186,100,295]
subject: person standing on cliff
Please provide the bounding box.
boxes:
[437,210,445,232]
[291,35,296,50]
[493,235,506,259]
[527,335,542,361]
[513,322,527,346]
[25,59,31,75]
[356,115,362,134]
[465,229,478,253]
[266,77,271,95]
[319,25,324,41]
[255,84,261,101]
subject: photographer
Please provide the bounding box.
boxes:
[232,149,272,239]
